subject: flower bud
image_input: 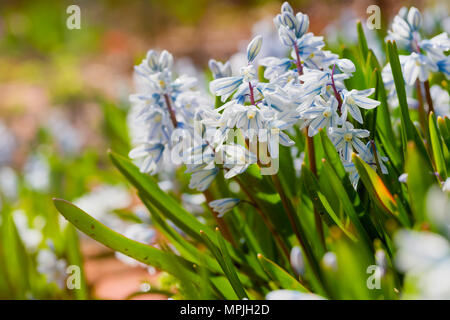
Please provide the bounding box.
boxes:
[295,12,309,38]
[247,35,263,63]
[281,1,294,14]
[290,246,305,275]
[278,25,297,47]
[407,7,422,31]
[159,50,173,70]
[146,50,158,71]
[282,11,298,30]
[337,58,356,74]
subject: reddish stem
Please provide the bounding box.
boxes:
[163,93,178,128]
[331,64,343,115]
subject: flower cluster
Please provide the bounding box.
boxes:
[383,6,450,116]
[128,1,386,215]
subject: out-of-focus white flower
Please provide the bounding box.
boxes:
[12,209,43,252]
[290,246,305,276]
[395,229,450,299]
[24,154,50,192]
[0,121,16,166]
[399,173,408,183]
[37,249,67,289]
[46,111,83,154]
[322,251,338,271]
[266,290,325,300]
[0,166,18,200]
[74,185,131,224]
[426,186,450,237]
[430,85,450,118]
[182,193,206,214]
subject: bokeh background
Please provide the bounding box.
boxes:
[0,0,447,299]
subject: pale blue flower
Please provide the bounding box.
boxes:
[402,52,438,86]
[209,198,240,216]
[430,85,450,118]
[188,167,219,192]
[129,142,165,174]
[330,121,370,162]
[246,35,263,63]
[301,96,341,136]
[209,59,232,79]
[341,88,380,124]
[222,144,257,179]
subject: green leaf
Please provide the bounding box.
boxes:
[405,142,438,222]
[321,159,371,245]
[429,112,447,179]
[257,254,309,292]
[316,191,357,241]
[216,229,249,299]
[437,116,450,152]
[352,153,397,216]
[108,151,254,272]
[53,199,199,280]
[356,20,369,60]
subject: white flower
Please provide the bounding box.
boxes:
[402,52,438,86]
[74,185,131,223]
[430,85,450,118]
[407,7,422,31]
[222,144,257,179]
[395,230,450,299]
[12,210,43,252]
[188,167,219,192]
[330,121,370,162]
[129,142,165,175]
[209,198,240,217]
[301,96,341,136]
[341,88,380,124]
[336,58,356,74]
[208,59,232,79]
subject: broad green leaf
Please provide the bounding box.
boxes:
[139,194,222,274]
[107,151,260,276]
[53,199,199,280]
